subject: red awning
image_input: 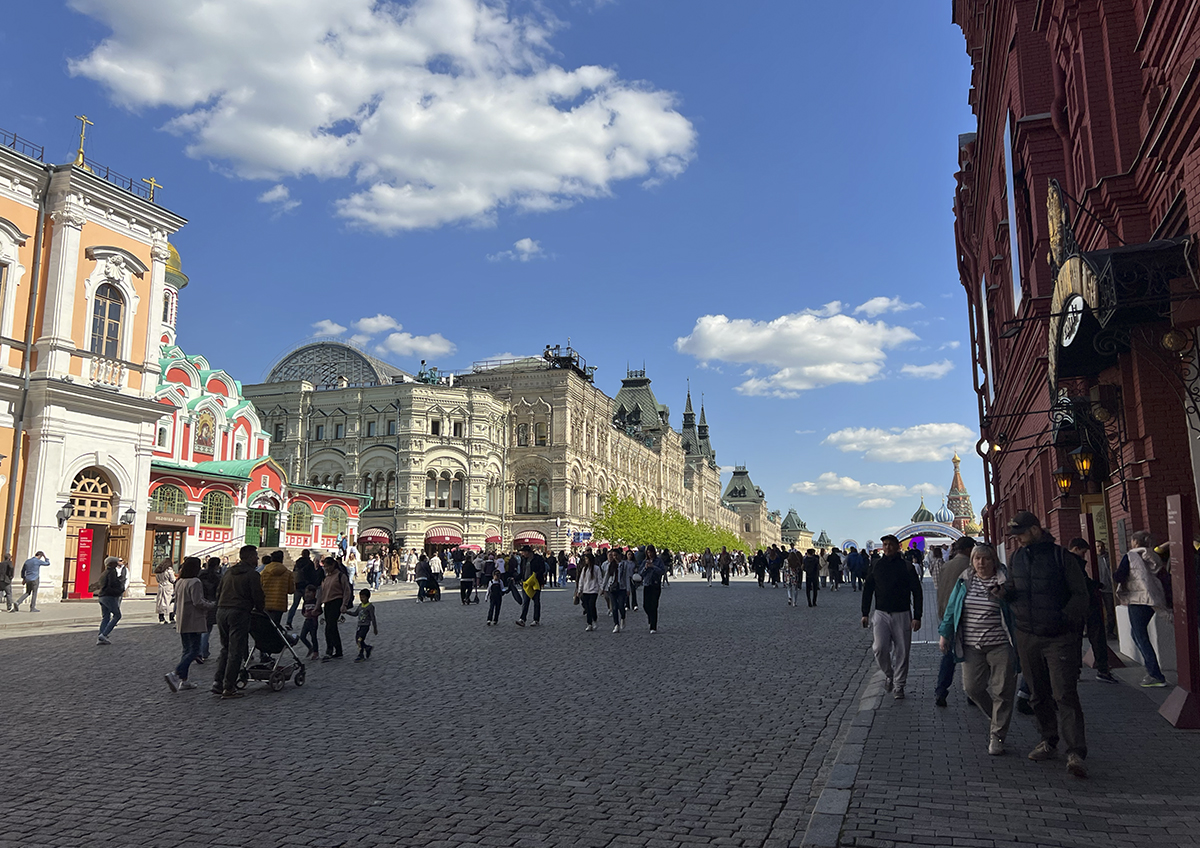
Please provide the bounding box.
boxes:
[425,526,463,545]
[484,535,502,544]
[358,528,391,542]
[513,531,547,546]
[456,544,482,552]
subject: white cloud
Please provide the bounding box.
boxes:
[857,498,895,509]
[823,423,976,462]
[354,314,402,335]
[70,0,696,232]
[794,429,816,435]
[488,237,546,262]
[312,319,347,337]
[347,333,372,347]
[940,340,961,350]
[854,296,922,318]
[257,183,300,214]
[788,472,940,500]
[900,360,955,379]
[377,331,456,358]
[675,308,919,397]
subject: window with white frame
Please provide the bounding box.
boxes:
[91,283,123,359]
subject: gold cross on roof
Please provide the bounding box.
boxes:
[73,114,94,169]
[141,176,163,202]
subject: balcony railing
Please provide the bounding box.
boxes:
[89,356,127,389]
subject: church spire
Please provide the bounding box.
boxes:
[685,381,694,415]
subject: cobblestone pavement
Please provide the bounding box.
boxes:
[0,579,874,848]
[841,643,1200,848]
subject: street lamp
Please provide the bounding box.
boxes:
[56,502,75,529]
[1069,445,1093,480]
[120,507,136,525]
[1052,467,1074,497]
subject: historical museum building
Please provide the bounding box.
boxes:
[244,344,767,552]
[953,1,1199,720]
[720,466,783,550]
[0,130,362,603]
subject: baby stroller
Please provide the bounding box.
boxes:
[237,611,306,692]
[422,579,442,601]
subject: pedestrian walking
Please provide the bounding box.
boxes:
[1066,538,1119,684]
[1096,541,1117,640]
[803,549,822,607]
[0,552,13,611]
[286,549,319,630]
[718,546,731,586]
[702,547,715,586]
[938,544,1017,755]
[785,547,802,606]
[260,551,295,629]
[933,536,976,707]
[639,548,667,633]
[516,545,546,627]
[197,557,221,662]
[154,560,176,624]
[460,553,478,605]
[353,588,378,661]
[12,550,49,612]
[298,585,321,658]
[415,554,433,601]
[213,545,265,699]
[575,552,603,631]
[626,549,640,610]
[845,546,868,592]
[604,549,631,633]
[860,535,923,700]
[165,557,216,692]
[485,571,506,625]
[95,556,125,644]
[1113,529,1171,688]
[1001,511,1090,778]
[318,556,354,660]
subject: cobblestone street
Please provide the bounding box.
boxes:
[7,578,1200,848]
[0,579,873,848]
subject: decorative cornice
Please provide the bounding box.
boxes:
[49,193,87,230]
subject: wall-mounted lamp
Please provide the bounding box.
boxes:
[120,507,136,525]
[56,502,75,529]
[1069,445,1093,479]
[1161,328,1189,353]
[1052,467,1074,497]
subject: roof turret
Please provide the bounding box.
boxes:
[911,496,935,523]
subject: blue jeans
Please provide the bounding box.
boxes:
[286,590,304,627]
[610,589,628,626]
[199,626,212,659]
[521,589,541,623]
[97,596,122,637]
[935,647,956,697]
[176,632,202,680]
[1127,603,1164,680]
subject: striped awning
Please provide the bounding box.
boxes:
[358,528,391,542]
[513,531,547,546]
[484,535,502,545]
[456,544,482,552]
[425,526,463,545]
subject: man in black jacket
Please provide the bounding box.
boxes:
[213,545,265,699]
[286,549,320,630]
[1002,511,1090,778]
[516,545,547,627]
[861,535,923,699]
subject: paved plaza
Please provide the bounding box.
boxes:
[3,579,1200,848]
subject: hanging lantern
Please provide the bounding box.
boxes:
[1052,467,1074,497]
[1069,445,1093,479]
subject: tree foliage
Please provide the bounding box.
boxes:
[589,493,745,553]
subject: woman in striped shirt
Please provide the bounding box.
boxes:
[938,544,1018,756]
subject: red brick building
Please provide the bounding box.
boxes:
[953,1,1200,717]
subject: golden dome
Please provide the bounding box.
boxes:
[964,518,982,536]
[167,243,182,273]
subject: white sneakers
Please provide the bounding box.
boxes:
[164,672,181,693]
[585,623,594,631]
[649,629,656,635]
[613,624,621,633]
[96,635,110,645]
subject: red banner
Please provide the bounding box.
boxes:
[74,528,94,599]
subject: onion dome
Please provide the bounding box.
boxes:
[934,497,955,524]
[165,243,189,290]
[911,497,935,523]
[964,517,983,536]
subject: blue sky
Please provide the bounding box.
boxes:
[2,0,980,545]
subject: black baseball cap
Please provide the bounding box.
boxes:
[1007,511,1041,533]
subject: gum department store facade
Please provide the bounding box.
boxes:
[243,344,781,554]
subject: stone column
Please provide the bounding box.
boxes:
[142,233,170,397]
[34,193,86,379]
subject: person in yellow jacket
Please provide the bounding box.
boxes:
[260,551,295,628]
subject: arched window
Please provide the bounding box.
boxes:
[525,478,539,514]
[200,491,233,527]
[535,421,547,446]
[157,425,168,448]
[287,501,313,533]
[310,476,320,486]
[517,423,529,446]
[234,441,243,460]
[425,471,436,508]
[385,472,395,506]
[150,484,186,515]
[162,292,171,323]
[71,468,115,521]
[362,475,373,499]
[451,473,464,509]
[324,505,348,536]
[438,472,450,508]
[91,283,124,358]
[538,478,550,514]
[333,473,344,491]
[515,481,527,514]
